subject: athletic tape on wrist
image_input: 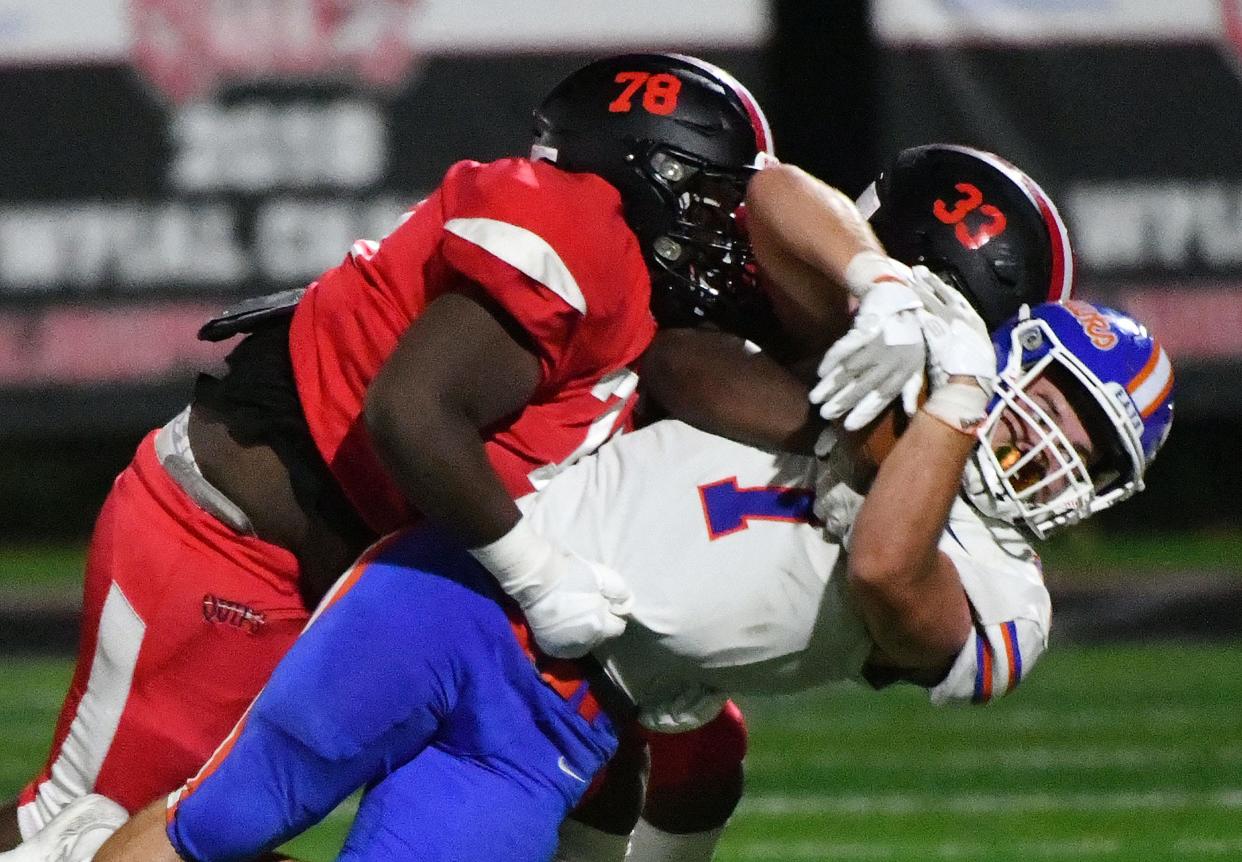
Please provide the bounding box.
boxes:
[844,251,910,298]
[467,518,555,602]
[922,381,991,436]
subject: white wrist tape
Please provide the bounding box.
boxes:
[468,518,556,605]
[844,250,910,298]
[922,381,991,435]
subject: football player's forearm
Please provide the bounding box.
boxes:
[365,291,542,546]
[369,395,523,546]
[847,411,973,666]
[745,163,880,354]
[94,802,180,862]
[641,328,821,455]
[747,163,883,286]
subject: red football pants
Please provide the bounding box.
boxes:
[17,431,305,838]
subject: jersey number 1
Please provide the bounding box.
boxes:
[698,478,815,540]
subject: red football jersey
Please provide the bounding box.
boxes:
[288,158,656,534]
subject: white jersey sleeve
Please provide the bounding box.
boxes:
[929,500,1051,705]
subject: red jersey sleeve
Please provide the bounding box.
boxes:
[437,159,653,389]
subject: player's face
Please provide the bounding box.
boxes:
[986,371,1098,505]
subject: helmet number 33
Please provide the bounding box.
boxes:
[933,182,1008,251]
[608,72,682,115]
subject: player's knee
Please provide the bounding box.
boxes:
[645,701,747,787]
[640,701,747,832]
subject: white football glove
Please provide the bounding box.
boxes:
[908,266,996,392]
[908,266,998,433]
[470,519,632,659]
[638,684,728,734]
[0,794,129,862]
[809,253,925,431]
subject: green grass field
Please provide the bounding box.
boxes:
[4,645,1241,861]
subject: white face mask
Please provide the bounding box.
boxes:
[964,316,1146,540]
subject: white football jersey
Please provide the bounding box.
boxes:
[518,421,1051,708]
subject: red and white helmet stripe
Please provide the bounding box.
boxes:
[963,147,1075,303]
[670,53,774,161]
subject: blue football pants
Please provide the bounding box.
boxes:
[167,527,619,862]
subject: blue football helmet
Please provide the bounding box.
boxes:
[964,300,1175,538]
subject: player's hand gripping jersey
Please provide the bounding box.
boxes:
[289,158,656,534]
[157,419,1054,862]
[520,420,1052,707]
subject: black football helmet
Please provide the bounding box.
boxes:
[532,53,776,337]
[858,144,1074,330]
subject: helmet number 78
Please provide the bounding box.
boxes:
[608,72,682,115]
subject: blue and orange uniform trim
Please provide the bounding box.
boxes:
[972,620,1025,705]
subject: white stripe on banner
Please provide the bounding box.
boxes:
[409,0,771,51]
[0,0,770,67]
[23,582,144,834]
[445,217,587,315]
[0,0,130,64]
[873,0,1224,46]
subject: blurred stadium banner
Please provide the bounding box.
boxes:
[873,0,1242,417]
[0,0,770,435]
[3,0,1238,430]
